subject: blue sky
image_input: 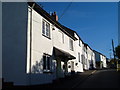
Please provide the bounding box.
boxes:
[38,2,118,58]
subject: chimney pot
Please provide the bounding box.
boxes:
[51,12,58,21]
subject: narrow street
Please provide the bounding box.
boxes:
[3,69,120,89]
[75,69,120,88]
[52,69,120,88]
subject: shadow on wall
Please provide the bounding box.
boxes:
[31,56,56,74]
[31,59,43,73]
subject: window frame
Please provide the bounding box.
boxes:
[79,40,81,47]
[78,52,81,62]
[69,38,74,51]
[42,19,51,39]
[62,32,64,44]
[43,54,51,72]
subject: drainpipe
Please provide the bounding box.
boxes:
[29,3,35,86]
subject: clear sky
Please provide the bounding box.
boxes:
[38,2,118,58]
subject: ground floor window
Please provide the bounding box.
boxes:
[43,54,51,72]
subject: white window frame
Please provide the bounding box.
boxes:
[42,19,50,38]
[43,54,51,72]
[58,30,64,44]
[69,38,74,51]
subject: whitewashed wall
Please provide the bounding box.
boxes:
[92,52,96,68]
[87,46,96,69]
[74,33,83,72]
[52,27,75,57]
[100,55,107,68]
[26,7,56,85]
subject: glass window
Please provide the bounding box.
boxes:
[43,55,46,70]
[42,20,50,38]
[78,53,80,62]
[62,33,64,43]
[43,54,51,71]
[69,39,73,51]
[46,23,50,37]
[79,40,81,46]
[47,57,50,70]
[42,21,45,35]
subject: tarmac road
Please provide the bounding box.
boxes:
[74,69,120,88]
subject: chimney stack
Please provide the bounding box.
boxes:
[51,12,58,21]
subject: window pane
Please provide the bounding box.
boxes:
[78,53,80,62]
[43,56,46,70]
[46,23,50,37]
[79,40,81,46]
[47,57,50,70]
[42,21,45,35]
[69,39,73,51]
[62,33,64,43]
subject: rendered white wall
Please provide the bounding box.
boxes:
[74,35,83,72]
[26,7,56,85]
[52,27,75,57]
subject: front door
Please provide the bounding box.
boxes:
[56,59,62,78]
[71,61,74,71]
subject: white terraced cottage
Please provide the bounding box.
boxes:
[2,2,107,86]
[93,50,107,69]
[86,45,96,70]
[3,2,77,85]
[67,31,84,73]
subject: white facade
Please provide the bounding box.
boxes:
[87,46,96,69]
[3,2,76,85]
[26,6,57,85]
[68,33,84,73]
[94,50,107,68]
[3,2,107,86]
[82,44,88,70]
[100,55,107,68]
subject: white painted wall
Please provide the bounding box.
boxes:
[74,34,83,72]
[100,55,107,68]
[67,33,84,73]
[26,7,56,85]
[94,51,107,68]
[52,27,75,57]
[2,3,57,85]
[82,44,88,70]
[92,52,96,68]
[87,47,96,69]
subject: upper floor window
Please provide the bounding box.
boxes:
[69,38,74,51]
[62,33,64,43]
[58,30,64,44]
[42,20,50,38]
[79,40,81,47]
[78,53,81,62]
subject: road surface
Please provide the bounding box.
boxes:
[74,69,120,88]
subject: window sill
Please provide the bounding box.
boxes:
[43,71,53,74]
[42,34,51,40]
[70,49,74,51]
